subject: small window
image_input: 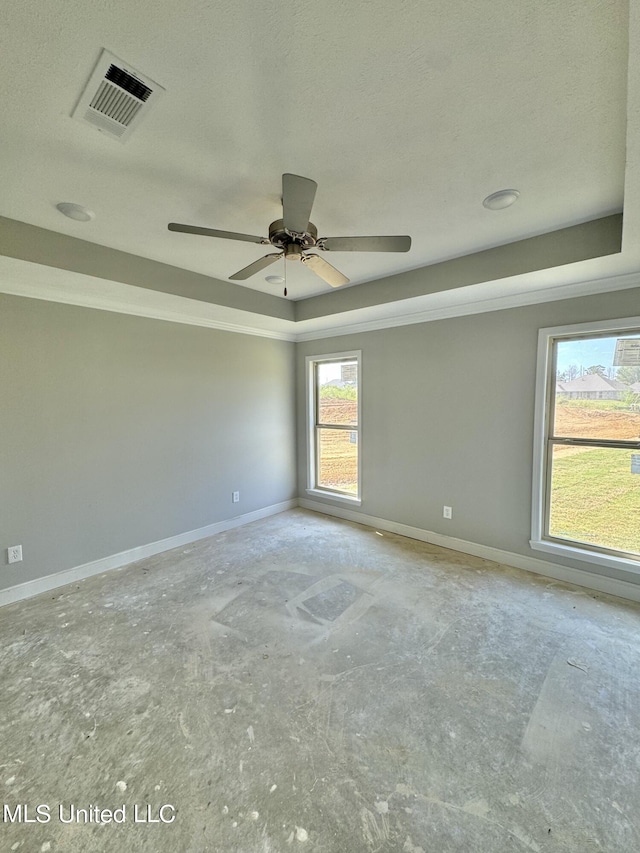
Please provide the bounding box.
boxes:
[306,351,361,502]
[532,319,640,570]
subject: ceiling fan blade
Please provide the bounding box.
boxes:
[168,223,267,244]
[321,235,411,253]
[229,253,282,281]
[282,173,317,235]
[301,253,350,288]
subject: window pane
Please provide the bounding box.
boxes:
[553,334,640,438]
[548,445,640,556]
[317,361,358,426]
[317,428,358,495]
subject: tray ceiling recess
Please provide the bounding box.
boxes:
[71,49,165,141]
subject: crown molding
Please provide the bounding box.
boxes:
[0,256,297,341]
[2,251,640,344]
[293,269,640,341]
[3,283,298,342]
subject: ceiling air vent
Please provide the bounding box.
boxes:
[72,49,165,142]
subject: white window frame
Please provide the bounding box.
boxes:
[305,350,362,505]
[531,316,640,574]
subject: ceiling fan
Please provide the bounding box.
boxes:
[168,173,411,290]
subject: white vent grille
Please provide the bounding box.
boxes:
[72,50,164,142]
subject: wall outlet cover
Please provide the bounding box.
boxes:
[8,545,23,563]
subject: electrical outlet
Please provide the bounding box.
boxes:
[8,545,23,563]
[232,491,240,503]
[443,506,452,520]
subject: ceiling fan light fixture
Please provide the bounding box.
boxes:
[56,202,95,222]
[284,243,304,261]
[168,173,412,289]
[482,189,520,210]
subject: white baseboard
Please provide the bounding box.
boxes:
[299,499,640,604]
[5,497,640,609]
[0,500,297,608]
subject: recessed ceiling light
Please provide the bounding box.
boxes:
[56,202,95,222]
[482,189,520,210]
[265,275,285,284]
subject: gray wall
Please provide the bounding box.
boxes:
[1,295,297,592]
[4,283,640,597]
[296,285,640,586]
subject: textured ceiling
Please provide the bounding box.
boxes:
[0,0,630,303]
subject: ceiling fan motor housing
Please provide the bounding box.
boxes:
[269,219,317,250]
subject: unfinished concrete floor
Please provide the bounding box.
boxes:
[2,509,640,852]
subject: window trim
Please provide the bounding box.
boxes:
[305,350,362,505]
[531,316,640,574]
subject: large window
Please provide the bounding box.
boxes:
[306,351,361,502]
[532,319,640,570]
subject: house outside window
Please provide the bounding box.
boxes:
[305,351,361,503]
[532,318,640,571]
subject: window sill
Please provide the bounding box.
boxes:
[530,538,640,575]
[305,488,362,507]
